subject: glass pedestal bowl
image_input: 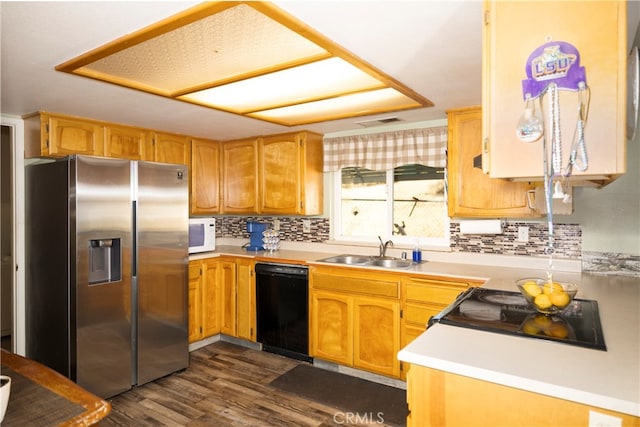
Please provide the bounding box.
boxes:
[516,278,578,315]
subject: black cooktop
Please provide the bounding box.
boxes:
[429,287,606,351]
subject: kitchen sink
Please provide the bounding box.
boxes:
[317,254,414,269]
[367,258,413,269]
[317,254,373,265]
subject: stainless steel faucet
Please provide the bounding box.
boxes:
[378,236,394,257]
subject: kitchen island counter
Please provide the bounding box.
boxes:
[398,273,640,419]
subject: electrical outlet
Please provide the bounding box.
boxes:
[302,219,311,233]
[588,410,622,427]
[273,219,280,231]
[517,226,529,242]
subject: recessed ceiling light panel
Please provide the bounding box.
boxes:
[56,1,433,126]
[179,57,385,113]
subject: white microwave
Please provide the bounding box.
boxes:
[189,218,216,254]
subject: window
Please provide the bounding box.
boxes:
[333,163,449,248]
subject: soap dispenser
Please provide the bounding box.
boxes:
[412,241,422,263]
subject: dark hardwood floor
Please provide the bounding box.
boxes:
[101,341,405,426]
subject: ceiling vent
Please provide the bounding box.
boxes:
[55,2,433,127]
[356,117,404,128]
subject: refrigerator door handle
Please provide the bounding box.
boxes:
[131,274,138,386]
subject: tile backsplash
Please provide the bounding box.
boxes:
[450,221,582,259]
[217,216,330,243]
[214,216,638,276]
[216,216,580,258]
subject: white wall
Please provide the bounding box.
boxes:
[555,14,640,256]
[557,125,639,255]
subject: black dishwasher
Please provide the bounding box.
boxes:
[255,263,312,362]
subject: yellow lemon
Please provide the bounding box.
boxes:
[543,281,563,295]
[549,322,570,339]
[532,314,552,328]
[522,282,542,298]
[549,290,571,308]
[522,320,540,335]
[534,294,552,310]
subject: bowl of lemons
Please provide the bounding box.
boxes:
[516,278,578,315]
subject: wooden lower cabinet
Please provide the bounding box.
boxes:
[310,266,401,378]
[188,262,202,343]
[311,290,352,366]
[406,364,639,427]
[189,256,256,344]
[400,275,482,379]
[219,259,237,336]
[188,258,221,343]
[236,258,256,342]
[353,296,400,377]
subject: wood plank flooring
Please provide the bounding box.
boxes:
[101,341,406,426]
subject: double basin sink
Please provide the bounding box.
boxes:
[317,254,414,269]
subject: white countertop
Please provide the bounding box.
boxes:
[193,243,640,417]
[398,274,640,417]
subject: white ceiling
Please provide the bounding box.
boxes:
[1,2,638,141]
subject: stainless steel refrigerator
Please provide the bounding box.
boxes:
[25,155,189,398]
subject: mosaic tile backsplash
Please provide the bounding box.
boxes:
[215,216,638,276]
[216,216,580,258]
[217,216,330,243]
[450,221,582,259]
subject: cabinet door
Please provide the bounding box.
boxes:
[188,262,203,343]
[259,131,324,215]
[43,114,104,157]
[353,296,400,377]
[483,1,626,183]
[219,259,237,336]
[401,275,480,367]
[202,258,221,337]
[310,290,352,366]
[153,132,190,165]
[259,134,300,214]
[236,258,256,341]
[447,107,536,217]
[191,138,221,215]
[222,139,258,213]
[105,125,153,160]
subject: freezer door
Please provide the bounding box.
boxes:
[135,161,189,385]
[75,155,133,398]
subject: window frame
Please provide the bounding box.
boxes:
[331,166,450,249]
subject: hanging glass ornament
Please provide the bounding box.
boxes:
[516,95,544,142]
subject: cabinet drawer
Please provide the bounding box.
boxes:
[404,303,444,326]
[312,271,399,298]
[405,280,469,305]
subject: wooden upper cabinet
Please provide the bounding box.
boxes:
[25,113,105,158]
[104,125,153,161]
[153,131,191,165]
[222,138,259,214]
[483,1,626,186]
[447,106,537,218]
[259,131,324,215]
[190,138,221,215]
